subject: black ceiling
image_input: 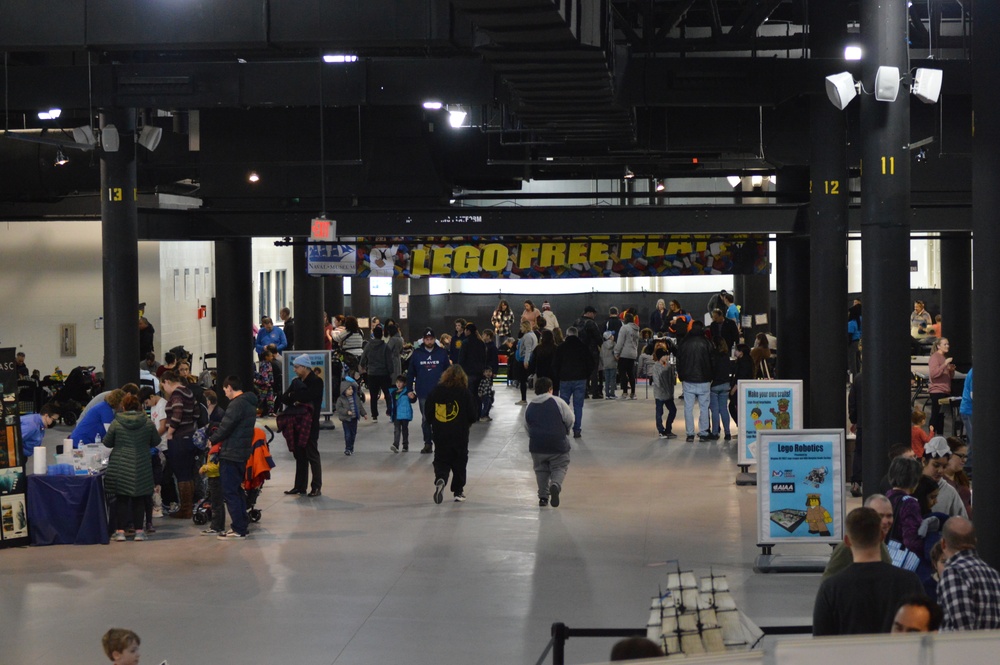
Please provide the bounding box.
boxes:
[0,0,975,226]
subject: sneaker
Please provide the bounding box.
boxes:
[433,478,446,504]
[218,530,248,540]
[390,444,400,453]
[344,449,353,456]
[200,528,221,536]
[454,493,467,502]
[549,483,561,508]
[573,430,582,438]
[420,445,433,454]
[113,531,127,542]
[145,522,156,534]
[372,417,378,423]
[166,502,180,515]
[685,435,695,442]
[483,416,493,421]
[402,445,409,452]
[479,417,490,422]
[539,497,549,507]
[658,432,669,439]
[630,394,637,400]
[134,531,148,541]
[724,435,732,441]
[515,400,527,405]
[666,432,678,439]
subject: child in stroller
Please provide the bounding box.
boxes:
[194,425,275,530]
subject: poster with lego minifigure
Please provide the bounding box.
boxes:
[736,380,803,465]
[756,429,845,544]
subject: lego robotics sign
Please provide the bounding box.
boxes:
[756,429,845,545]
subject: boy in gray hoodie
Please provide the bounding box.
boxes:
[524,377,574,507]
[600,332,618,399]
[336,380,368,455]
[649,348,678,439]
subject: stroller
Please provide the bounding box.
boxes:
[193,425,275,526]
[45,365,100,425]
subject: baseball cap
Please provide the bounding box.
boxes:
[422,328,435,338]
[292,354,312,367]
[584,305,597,314]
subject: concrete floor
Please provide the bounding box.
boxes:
[1,387,841,664]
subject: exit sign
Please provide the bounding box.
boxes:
[311,218,335,241]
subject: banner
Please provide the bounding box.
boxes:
[756,429,845,545]
[306,235,768,278]
[737,380,803,465]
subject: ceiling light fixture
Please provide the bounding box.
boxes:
[623,167,635,179]
[655,179,666,192]
[54,149,69,166]
[448,109,467,128]
[37,108,61,120]
[422,101,443,110]
[751,174,764,187]
[844,46,862,61]
[248,171,260,183]
[323,54,357,63]
[726,175,742,188]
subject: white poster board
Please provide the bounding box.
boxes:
[756,429,845,546]
[736,380,803,465]
[282,350,334,416]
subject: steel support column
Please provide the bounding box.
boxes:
[860,0,912,495]
[324,276,345,320]
[775,167,811,389]
[349,277,371,320]
[293,244,325,350]
[972,0,1000,566]
[100,108,139,389]
[939,233,972,370]
[214,238,254,393]
[408,279,431,335]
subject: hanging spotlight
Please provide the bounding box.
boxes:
[751,174,764,188]
[655,179,666,192]
[54,149,69,166]
[422,101,443,110]
[623,167,635,179]
[37,108,62,120]
[844,46,862,61]
[726,175,742,188]
[248,171,260,183]
[448,108,467,128]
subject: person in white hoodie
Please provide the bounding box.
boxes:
[540,301,560,332]
[613,313,641,399]
[524,377,574,507]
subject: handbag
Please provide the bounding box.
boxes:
[886,494,921,572]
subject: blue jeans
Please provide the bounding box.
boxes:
[682,381,711,436]
[479,394,494,418]
[655,398,676,434]
[603,368,617,397]
[343,419,358,451]
[220,459,248,536]
[710,384,730,437]
[559,379,586,434]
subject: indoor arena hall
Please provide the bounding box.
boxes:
[3,392,827,664]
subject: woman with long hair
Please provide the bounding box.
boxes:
[426,365,479,504]
[943,436,972,518]
[521,300,541,329]
[927,337,955,435]
[750,332,772,379]
[709,337,733,441]
[514,320,538,405]
[729,343,754,424]
[491,300,515,349]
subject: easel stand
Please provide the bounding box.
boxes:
[736,464,757,486]
[754,544,829,573]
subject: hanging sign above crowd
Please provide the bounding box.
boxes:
[307,235,769,278]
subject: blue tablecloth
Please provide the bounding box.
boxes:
[26,473,109,545]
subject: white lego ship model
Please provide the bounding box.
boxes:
[646,565,763,658]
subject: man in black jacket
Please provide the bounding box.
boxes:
[553,327,596,438]
[573,306,604,399]
[209,375,259,539]
[676,320,714,442]
[709,309,739,351]
[282,355,325,497]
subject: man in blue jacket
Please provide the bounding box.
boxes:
[20,405,59,458]
[407,328,451,454]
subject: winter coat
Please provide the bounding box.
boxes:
[388,386,416,421]
[529,343,557,380]
[407,343,451,398]
[573,316,603,352]
[541,310,560,331]
[650,362,677,401]
[210,391,260,465]
[385,334,404,378]
[360,338,393,377]
[552,335,595,381]
[600,338,617,370]
[491,307,515,339]
[524,393,574,455]
[103,411,158,497]
[614,322,641,360]
[459,335,488,377]
[336,381,367,422]
[424,384,478,447]
[676,333,714,383]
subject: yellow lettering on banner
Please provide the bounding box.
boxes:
[518,244,540,269]
[410,249,430,276]
[620,240,645,259]
[589,242,609,264]
[453,246,480,274]
[566,242,588,265]
[481,244,508,272]
[665,241,694,256]
[431,246,455,275]
[539,243,566,268]
[645,241,666,258]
